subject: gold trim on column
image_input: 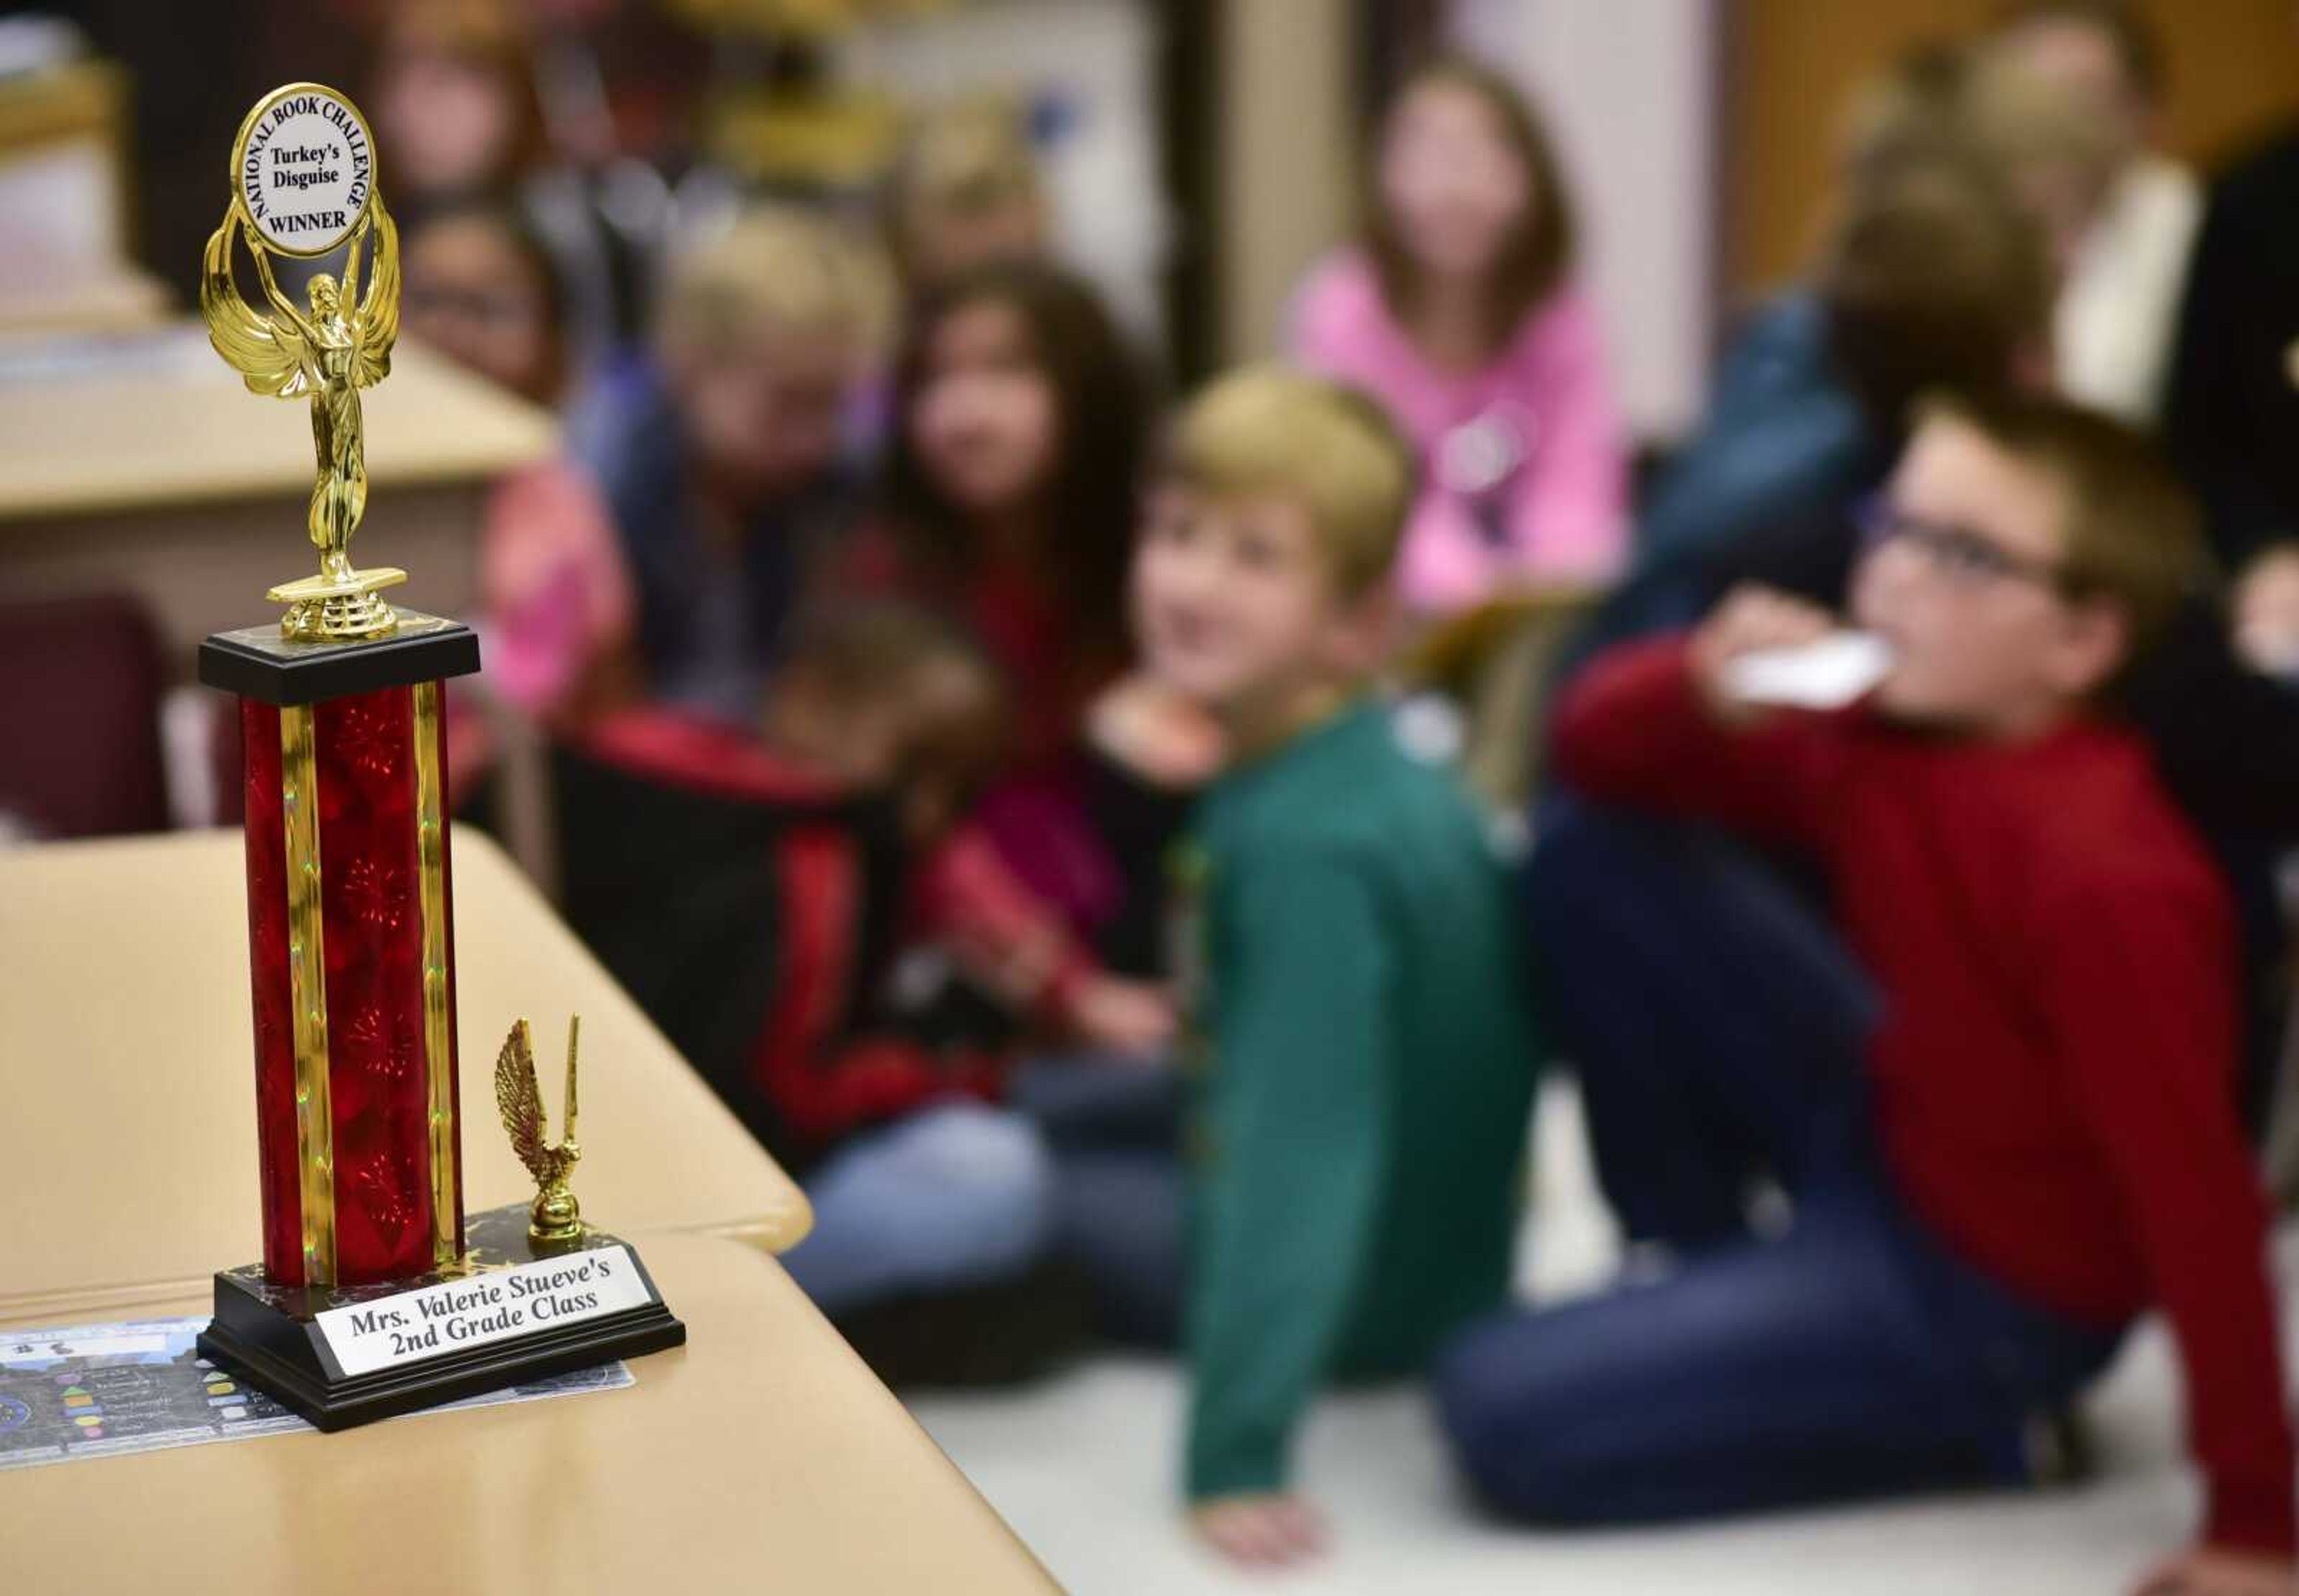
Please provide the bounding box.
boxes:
[280,703,337,1287]
[412,680,457,1266]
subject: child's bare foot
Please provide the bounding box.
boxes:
[1190,1492,1328,1568]
[2134,1545,2297,1596]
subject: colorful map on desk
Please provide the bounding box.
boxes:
[0,1317,631,1471]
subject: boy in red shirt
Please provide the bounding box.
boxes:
[1439,394,2295,1596]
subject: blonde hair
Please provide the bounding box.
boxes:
[883,101,1045,275]
[656,206,888,362]
[1170,367,1415,597]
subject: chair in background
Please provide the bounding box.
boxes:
[0,590,169,838]
[1399,585,1606,814]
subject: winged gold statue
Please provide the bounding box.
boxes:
[201,193,404,642]
[495,1016,584,1244]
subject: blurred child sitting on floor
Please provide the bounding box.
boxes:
[1658,75,2298,1127]
[1583,68,2054,660]
[571,207,882,724]
[851,260,1203,1057]
[1291,55,1631,612]
[1442,396,2295,1596]
[402,199,633,731]
[748,603,1068,1337]
[576,600,1064,1345]
[1038,368,1540,1567]
[774,600,1144,1066]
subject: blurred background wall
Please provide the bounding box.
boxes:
[1455,0,1718,439]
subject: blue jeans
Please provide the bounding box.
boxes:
[1435,801,2127,1524]
[779,1102,1053,1316]
[1007,1058,1188,1348]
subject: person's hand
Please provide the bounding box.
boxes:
[1065,974,1177,1058]
[1088,674,1227,788]
[1189,1492,1328,1568]
[2233,545,2299,677]
[2134,1545,2299,1596]
[1688,584,1840,722]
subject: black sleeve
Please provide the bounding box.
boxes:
[2125,597,2299,843]
[2163,128,2299,571]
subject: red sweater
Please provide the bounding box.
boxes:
[1553,639,2295,1555]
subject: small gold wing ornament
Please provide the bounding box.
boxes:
[495,1017,583,1243]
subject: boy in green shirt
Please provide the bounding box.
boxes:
[1129,368,1540,1565]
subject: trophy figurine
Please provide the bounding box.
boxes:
[193,84,680,1429]
[204,186,402,642]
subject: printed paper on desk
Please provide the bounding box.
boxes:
[1,1317,632,1473]
[1722,633,1894,711]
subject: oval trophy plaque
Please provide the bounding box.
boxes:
[229,81,376,258]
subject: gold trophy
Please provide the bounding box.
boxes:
[202,83,404,643]
[195,84,682,1431]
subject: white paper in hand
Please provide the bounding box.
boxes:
[1722,632,1894,710]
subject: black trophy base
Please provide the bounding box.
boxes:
[198,609,480,707]
[196,1204,684,1433]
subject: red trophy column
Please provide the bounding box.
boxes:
[207,618,479,1289]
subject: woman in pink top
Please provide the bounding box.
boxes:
[1292,57,1630,614]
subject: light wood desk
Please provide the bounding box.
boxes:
[0,265,172,336]
[0,1233,1058,1595]
[0,827,812,1323]
[0,322,553,670]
